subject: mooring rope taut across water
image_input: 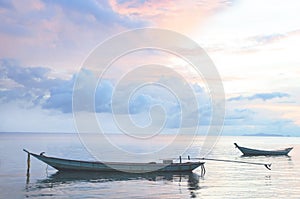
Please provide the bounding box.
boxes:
[173,156,272,170]
[193,157,272,170]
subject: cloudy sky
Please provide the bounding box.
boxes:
[0,0,299,136]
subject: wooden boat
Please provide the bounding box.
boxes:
[23,149,204,173]
[234,143,293,156]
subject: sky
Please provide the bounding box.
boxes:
[0,0,299,136]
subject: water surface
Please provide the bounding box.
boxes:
[0,133,299,198]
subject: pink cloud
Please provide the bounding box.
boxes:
[0,0,125,73]
[11,0,45,13]
[109,0,231,32]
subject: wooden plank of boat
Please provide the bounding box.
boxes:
[234,143,293,156]
[23,149,204,173]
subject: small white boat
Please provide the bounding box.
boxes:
[234,143,293,156]
[23,149,204,173]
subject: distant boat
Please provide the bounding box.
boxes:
[234,143,293,156]
[23,149,204,173]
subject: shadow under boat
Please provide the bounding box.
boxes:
[25,171,202,199]
[37,171,201,190]
[39,170,201,184]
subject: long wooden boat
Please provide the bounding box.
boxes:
[234,143,293,156]
[23,149,204,173]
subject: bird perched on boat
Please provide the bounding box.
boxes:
[40,152,45,156]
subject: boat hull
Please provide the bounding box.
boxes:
[24,150,204,173]
[234,143,293,156]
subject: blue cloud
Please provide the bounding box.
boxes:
[0,1,52,37]
[228,92,290,101]
[0,59,115,113]
[95,80,113,112]
[132,95,183,128]
[224,108,255,125]
[0,0,144,39]
[42,76,74,113]
[0,0,13,9]
[0,59,213,129]
[0,59,64,104]
[248,33,285,45]
[116,0,148,8]
[2,60,64,89]
[0,59,70,111]
[129,94,152,114]
[42,0,144,27]
[44,70,115,113]
[127,92,182,128]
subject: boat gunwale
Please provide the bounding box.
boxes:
[238,146,293,153]
[234,143,293,156]
[24,149,204,166]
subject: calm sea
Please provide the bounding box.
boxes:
[0,132,299,198]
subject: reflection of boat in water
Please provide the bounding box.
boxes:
[23,149,204,173]
[39,170,200,185]
[27,171,201,198]
[234,143,293,156]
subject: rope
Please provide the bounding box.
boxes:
[169,156,272,170]
[195,157,272,170]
